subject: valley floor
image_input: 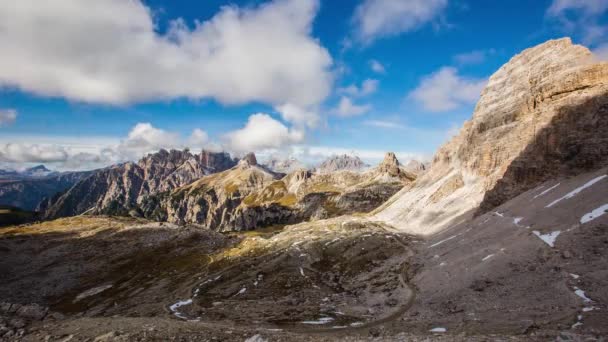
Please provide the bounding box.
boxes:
[1,168,607,341]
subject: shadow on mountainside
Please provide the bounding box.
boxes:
[477,92,608,215]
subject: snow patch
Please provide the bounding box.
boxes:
[580,203,608,224]
[494,212,504,217]
[546,175,607,208]
[237,287,247,295]
[301,317,334,325]
[533,183,560,199]
[429,327,447,333]
[582,307,595,312]
[482,254,494,261]
[570,273,580,279]
[350,322,364,327]
[532,230,561,247]
[513,217,523,225]
[573,287,592,302]
[74,284,113,302]
[169,299,193,319]
[299,267,305,277]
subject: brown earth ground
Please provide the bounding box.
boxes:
[1,168,607,341]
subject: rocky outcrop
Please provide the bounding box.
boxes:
[373,38,608,235]
[43,149,237,219]
[141,152,415,231]
[315,154,370,174]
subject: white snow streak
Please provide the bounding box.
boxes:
[429,327,447,333]
[299,267,305,277]
[546,175,607,208]
[482,254,494,261]
[580,203,608,224]
[533,183,560,199]
[513,217,523,225]
[532,230,561,247]
[301,317,334,325]
[429,235,458,248]
[237,287,247,295]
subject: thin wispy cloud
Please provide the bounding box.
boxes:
[546,0,608,45]
[0,109,17,127]
[352,0,448,44]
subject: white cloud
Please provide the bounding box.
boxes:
[408,67,487,112]
[0,0,332,109]
[547,0,608,44]
[363,120,405,129]
[339,79,379,97]
[352,0,448,44]
[116,123,181,158]
[370,59,386,74]
[224,113,305,153]
[188,128,210,147]
[0,143,69,163]
[453,49,495,65]
[275,103,320,129]
[0,109,17,127]
[0,123,214,170]
[331,97,372,117]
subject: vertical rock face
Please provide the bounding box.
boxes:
[43,149,237,219]
[373,38,608,235]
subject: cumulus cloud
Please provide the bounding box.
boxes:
[352,0,448,44]
[0,123,215,170]
[338,79,379,97]
[0,0,332,109]
[0,143,69,163]
[0,109,17,127]
[331,97,372,117]
[547,0,608,44]
[223,113,305,153]
[408,67,487,112]
[369,60,386,74]
[275,103,320,129]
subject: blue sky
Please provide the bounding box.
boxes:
[1,0,607,170]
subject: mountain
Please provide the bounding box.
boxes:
[315,154,370,174]
[402,159,427,175]
[139,152,415,231]
[0,170,92,211]
[373,38,608,235]
[0,165,58,181]
[262,156,307,173]
[42,149,237,219]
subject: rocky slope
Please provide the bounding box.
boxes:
[315,154,370,174]
[0,170,92,211]
[373,38,608,235]
[42,149,237,219]
[139,152,415,231]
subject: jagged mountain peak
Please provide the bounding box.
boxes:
[238,152,258,167]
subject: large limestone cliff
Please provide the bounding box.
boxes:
[373,38,608,235]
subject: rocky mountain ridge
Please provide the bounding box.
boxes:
[138,152,415,231]
[42,149,237,219]
[373,38,608,235]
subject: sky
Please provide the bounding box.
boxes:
[1,0,608,171]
